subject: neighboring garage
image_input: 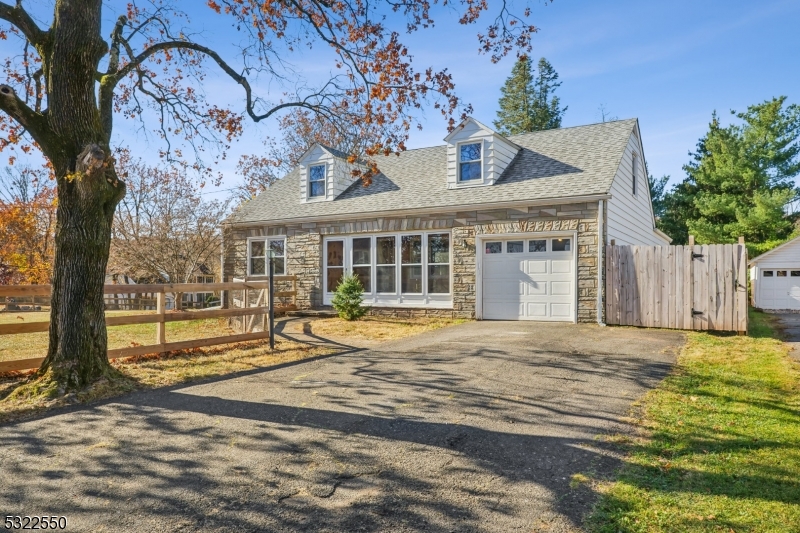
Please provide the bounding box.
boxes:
[478,234,576,321]
[750,235,800,311]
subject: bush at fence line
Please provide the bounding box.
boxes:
[332,273,367,321]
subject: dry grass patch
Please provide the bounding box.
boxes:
[308,315,466,341]
[0,338,334,423]
[0,315,465,423]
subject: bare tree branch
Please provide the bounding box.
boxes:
[0,1,49,48]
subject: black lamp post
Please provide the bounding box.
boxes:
[268,250,275,350]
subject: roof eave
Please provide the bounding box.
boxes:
[224,193,611,228]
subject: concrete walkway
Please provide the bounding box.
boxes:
[0,321,683,532]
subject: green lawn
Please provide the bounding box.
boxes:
[587,310,800,532]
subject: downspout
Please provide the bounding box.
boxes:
[597,199,606,326]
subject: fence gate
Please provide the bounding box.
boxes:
[605,244,747,333]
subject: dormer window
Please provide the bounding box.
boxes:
[308,164,326,198]
[459,142,482,182]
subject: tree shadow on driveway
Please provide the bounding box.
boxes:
[1,322,685,532]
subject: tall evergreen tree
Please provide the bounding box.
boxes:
[494,57,536,135]
[659,97,800,254]
[494,57,567,135]
[530,58,567,130]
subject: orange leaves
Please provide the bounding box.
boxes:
[0,191,55,285]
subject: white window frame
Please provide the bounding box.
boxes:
[246,236,287,277]
[307,163,327,200]
[322,231,453,308]
[457,140,484,183]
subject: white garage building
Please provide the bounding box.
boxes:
[750,236,800,311]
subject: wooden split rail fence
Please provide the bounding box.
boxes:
[0,278,297,373]
[605,241,747,333]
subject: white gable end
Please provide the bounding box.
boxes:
[444,117,520,189]
[606,124,671,246]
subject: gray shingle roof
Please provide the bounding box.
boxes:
[230,119,636,224]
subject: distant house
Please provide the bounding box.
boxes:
[105,265,219,310]
[749,235,800,311]
[224,117,669,322]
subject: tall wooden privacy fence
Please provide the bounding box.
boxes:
[0,278,296,373]
[605,243,747,333]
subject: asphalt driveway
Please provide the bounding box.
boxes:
[0,321,684,532]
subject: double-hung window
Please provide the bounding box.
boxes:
[459,142,482,182]
[308,164,326,198]
[401,235,423,293]
[352,237,372,291]
[248,238,286,276]
[427,233,450,293]
[376,236,396,293]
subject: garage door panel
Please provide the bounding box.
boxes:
[526,281,547,295]
[526,260,548,274]
[484,279,520,295]
[551,303,572,318]
[482,238,575,321]
[551,260,572,274]
[550,281,571,295]
[527,302,547,317]
[484,300,523,320]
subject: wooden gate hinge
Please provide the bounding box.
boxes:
[692,253,704,259]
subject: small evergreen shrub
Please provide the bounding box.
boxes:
[331,272,367,320]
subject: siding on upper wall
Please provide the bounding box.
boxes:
[445,119,520,188]
[606,130,670,246]
[751,237,800,268]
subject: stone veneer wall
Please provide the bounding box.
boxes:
[223,202,600,321]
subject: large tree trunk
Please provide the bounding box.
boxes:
[35,0,126,389]
[40,159,124,388]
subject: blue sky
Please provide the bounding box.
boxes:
[3,0,799,196]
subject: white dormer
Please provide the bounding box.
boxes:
[298,144,357,202]
[444,117,521,189]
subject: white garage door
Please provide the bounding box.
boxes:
[759,268,800,310]
[481,236,575,321]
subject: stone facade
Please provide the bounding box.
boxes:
[223,201,601,322]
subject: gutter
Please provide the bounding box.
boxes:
[224,193,613,229]
[654,227,673,244]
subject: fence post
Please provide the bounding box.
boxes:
[156,292,166,346]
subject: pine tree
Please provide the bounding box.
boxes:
[494,57,536,135]
[659,97,800,254]
[331,272,368,320]
[530,58,567,130]
[494,57,567,135]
